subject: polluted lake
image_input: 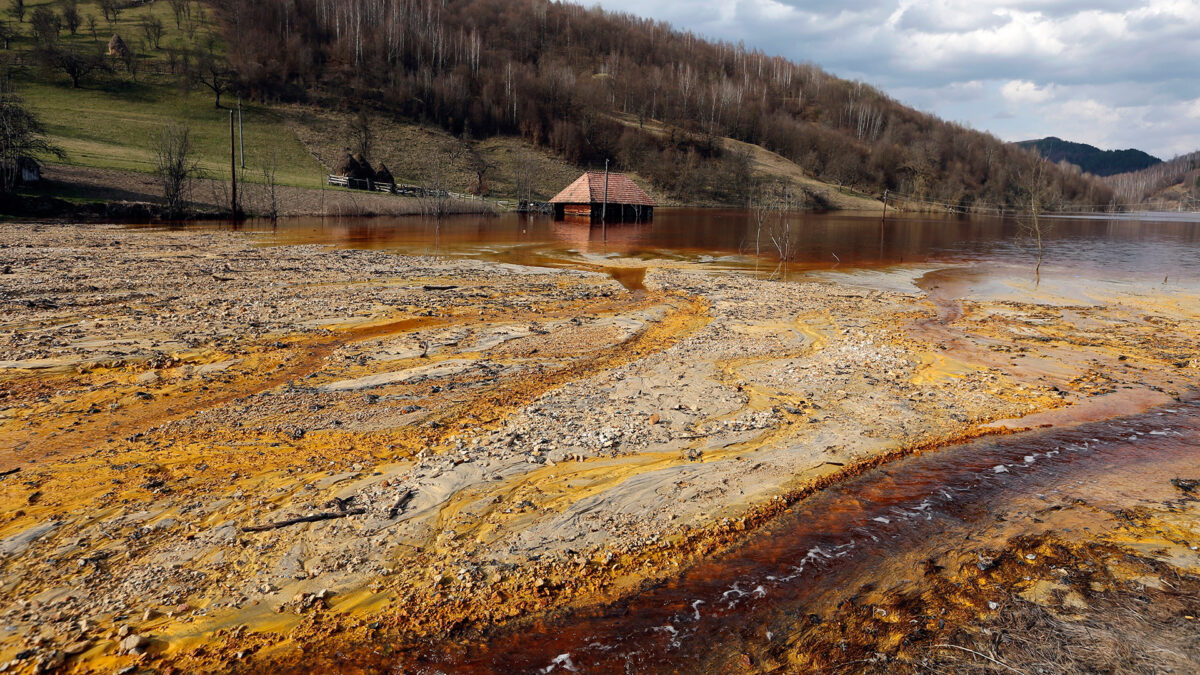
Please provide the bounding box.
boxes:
[1,210,1198,674]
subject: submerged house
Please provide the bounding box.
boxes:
[549,171,656,222]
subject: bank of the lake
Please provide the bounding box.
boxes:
[0,217,1197,673]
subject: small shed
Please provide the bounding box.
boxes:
[549,171,656,222]
[18,157,40,184]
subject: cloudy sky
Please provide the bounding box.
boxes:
[591,0,1200,159]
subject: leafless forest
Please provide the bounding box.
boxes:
[211,0,1115,209]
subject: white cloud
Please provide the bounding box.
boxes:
[1001,80,1056,104]
[591,0,1200,157]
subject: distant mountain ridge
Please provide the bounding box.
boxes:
[1016,137,1161,177]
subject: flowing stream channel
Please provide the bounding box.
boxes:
[170,210,1200,672]
[396,397,1200,673]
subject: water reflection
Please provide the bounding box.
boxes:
[171,208,1200,280]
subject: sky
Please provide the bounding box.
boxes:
[590,0,1200,159]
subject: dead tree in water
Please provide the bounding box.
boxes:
[419,139,467,256]
[1017,156,1058,287]
[419,139,465,220]
[749,183,774,260]
[768,183,799,277]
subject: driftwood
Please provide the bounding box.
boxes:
[388,489,415,519]
[242,508,365,532]
[0,467,19,478]
[422,285,458,291]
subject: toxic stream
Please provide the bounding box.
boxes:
[392,398,1200,673]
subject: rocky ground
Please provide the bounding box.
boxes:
[0,223,1197,673]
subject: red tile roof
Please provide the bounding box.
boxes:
[549,172,657,207]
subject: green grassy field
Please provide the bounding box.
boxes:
[5,0,325,189]
[10,0,218,57]
[20,78,326,188]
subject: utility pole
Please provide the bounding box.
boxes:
[602,159,610,243]
[229,110,238,219]
[238,98,245,170]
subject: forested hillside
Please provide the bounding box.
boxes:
[212,0,1114,211]
[1015,137,1161,177]
[1106,151,1200,207]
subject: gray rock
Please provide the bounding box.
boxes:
[120,634,149,654]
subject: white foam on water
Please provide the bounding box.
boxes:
[542,653,580,673]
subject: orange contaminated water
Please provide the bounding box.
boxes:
[327,397,1200,674]
[166,209,1200,284]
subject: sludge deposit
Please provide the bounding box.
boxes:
[1,221,1198,673]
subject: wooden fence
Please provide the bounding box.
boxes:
[325,175,550,213]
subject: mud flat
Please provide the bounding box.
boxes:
[0,222,1197,673]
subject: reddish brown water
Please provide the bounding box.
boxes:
[379,397,1200,674]
[182,210,1200,282]
[160,210,1200,672]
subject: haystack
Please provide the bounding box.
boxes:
[374,163,394,185]
[107,34,130,59]
[334,151,373,181]
[351,152,374,179]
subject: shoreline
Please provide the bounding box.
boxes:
[0,222,1197,672]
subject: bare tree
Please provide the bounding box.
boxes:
[140,15,164,49]
[167,0,191,29]
[749,181,777,259]
[1017,155,1058,286]
[154,123,202,218]
[0,74,62,192]
[0,21,15,48]
[767,183,800,276]
[349,108,372,160]
[30,6,60,43]
[121,43,140,80]
[7,0,22,24]
[85,13,96,40]
[465,142,495,196]
[60,0,79,35]
[260,150,279,220]
[39,44,108,88]
[419,139,465,220]
[189,51,234,108]
[98,0,119,24]
[512,150,538,207]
